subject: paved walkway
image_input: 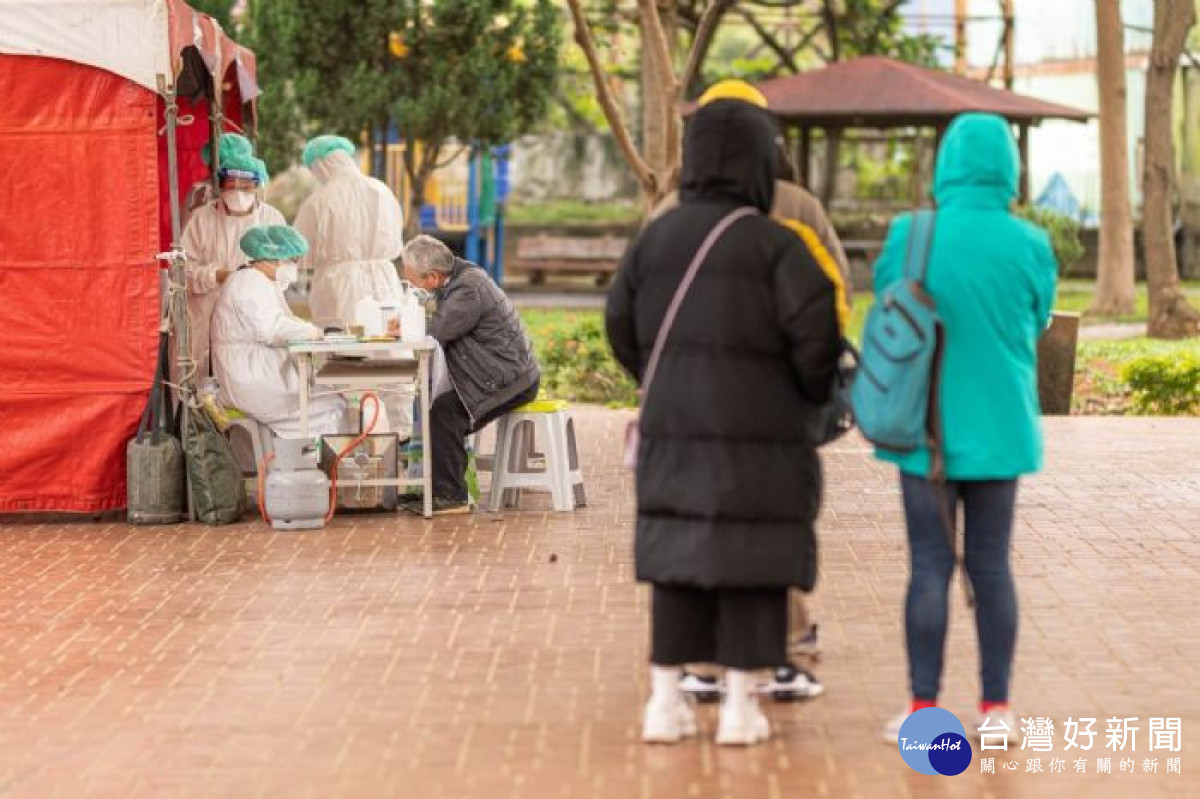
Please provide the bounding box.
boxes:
[1,411,1198,799]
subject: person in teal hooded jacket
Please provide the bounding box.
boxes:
[874,113,1058,743]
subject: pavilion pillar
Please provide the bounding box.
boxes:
[911,129,925,206]
[1017,122,1031,204]
[799,126,811,189]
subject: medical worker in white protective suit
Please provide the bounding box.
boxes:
[293,134,412,436]
[211,225,345,438]
[293,134,405,324]
[181,134,285,377]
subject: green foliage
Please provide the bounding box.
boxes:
[241,0,307,174]
[522,311,637,406]
[242,0,559,175]
[1121,353,1200,415]
[188,0,237,31]
[1074,338,1200,415]
[830,0,944,65]
[1015,206,1086,277]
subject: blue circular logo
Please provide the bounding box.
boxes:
[897,708,973,776]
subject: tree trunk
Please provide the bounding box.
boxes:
[403,144,439,240]
[1143,0,1200,339]
[640,0,678,203]
[1090,0,1137,316]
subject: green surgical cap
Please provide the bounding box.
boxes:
[203,133,268,184]
[302,135,356,168]
[202,133,254,168]
[240,225,309,262]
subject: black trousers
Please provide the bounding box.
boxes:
[430,381,540,502]
[651,584,788,670]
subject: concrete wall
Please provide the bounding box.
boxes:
[509,133,639,204]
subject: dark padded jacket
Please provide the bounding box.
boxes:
[605,99,841,591]
[430,260,539,424]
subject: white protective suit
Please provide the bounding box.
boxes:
[293,150,405,325]
[182,199,286,375]
[211,267,345,439]
[293,150,412,437]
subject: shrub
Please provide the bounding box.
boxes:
[531,314,637,407]
[1015,206,1085,277]
[1120,354,1200,415]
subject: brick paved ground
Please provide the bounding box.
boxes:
[1,410,1198,799]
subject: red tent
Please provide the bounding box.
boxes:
[0,0,260,512]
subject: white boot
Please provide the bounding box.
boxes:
[717,669,770,745]
[642,666,698,744]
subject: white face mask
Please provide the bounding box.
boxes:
[275,262,299,290]
[222,189,256,215]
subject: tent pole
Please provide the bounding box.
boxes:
[159,74,195,521]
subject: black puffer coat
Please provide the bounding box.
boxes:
[605,99,841,591]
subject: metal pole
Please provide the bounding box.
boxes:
[159,74,195,520]
[465,146,480,265]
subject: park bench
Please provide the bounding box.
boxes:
[511,234,629,286]
[840,238,885,264]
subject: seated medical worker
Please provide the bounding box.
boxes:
[211,225,345,438]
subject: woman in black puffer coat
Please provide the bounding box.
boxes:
[606,96,841,746]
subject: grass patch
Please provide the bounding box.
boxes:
[1055,279,1200,324]
[507,199,641,227]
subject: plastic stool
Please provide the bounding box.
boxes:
[225,411,275,499]
[487,400,585,512]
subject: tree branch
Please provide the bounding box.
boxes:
[822,0,840,62]
[679,0,733,96]
[736,6,801,73]
[638,0,680,99]
[566,0,657,195]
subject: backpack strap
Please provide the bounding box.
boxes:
[903,210,936,286]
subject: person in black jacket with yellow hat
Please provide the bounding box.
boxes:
[606,93,841,746]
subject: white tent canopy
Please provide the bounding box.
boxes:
[0,0,258,98]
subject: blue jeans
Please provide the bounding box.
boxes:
[900,474,1018,703]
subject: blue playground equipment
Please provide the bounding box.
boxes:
[367,123,511,285]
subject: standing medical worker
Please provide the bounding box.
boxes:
[293,134,409,435]
[181,134,284,378]
[293,135,405,326]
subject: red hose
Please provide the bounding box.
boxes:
[324,392,382,524]
[258,453,276,524]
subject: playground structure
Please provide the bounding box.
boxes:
[361,129,512,285]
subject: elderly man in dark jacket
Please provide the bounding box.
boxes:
[606,96,840,745]
[402,235,540,514]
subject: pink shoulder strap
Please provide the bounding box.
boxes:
[640,206,758,400]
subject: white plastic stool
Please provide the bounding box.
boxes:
[487,401,585,512]
[226,414,275,499]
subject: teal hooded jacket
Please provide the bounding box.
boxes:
[872,113,1059,480]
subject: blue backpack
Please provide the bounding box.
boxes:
[851,210,948,479]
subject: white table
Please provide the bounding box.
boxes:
[289,338,437,519]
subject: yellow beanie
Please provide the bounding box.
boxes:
[698,79,768,109]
